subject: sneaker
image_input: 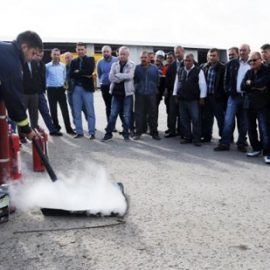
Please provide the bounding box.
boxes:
[124,136,130,142]
[152,135,161,140]
[164,129,170,134]
[89,135,95,140]
[246,150,261,157]
[164,133,176,138]
[193,142,201,147]
[67,129,76,135]
[73,134,83,139]
[133,135,141,140]
[180,139,192,144]
[264,156,270,164]
[214,144,229,151]
[102,134,112,142]
[237,144,247,153]
[50,131,63,136]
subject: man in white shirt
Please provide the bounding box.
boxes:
[177,53,207,146]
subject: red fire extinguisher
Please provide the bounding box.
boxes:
[0,101,10,184]
[32,129,48,172]
[9,128,21,180]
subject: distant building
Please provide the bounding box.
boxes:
[42,40,227,64]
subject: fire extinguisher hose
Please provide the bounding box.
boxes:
[32,139,57,182]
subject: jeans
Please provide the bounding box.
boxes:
[47,87,73,132]
[220,95,248,146]
[247,107,270,155]
[106,95,133,138]
[38,93,57,133]
[179,99,201,142]
[73,86,96,135]
[135,94,158,136]
[201,95,226,140]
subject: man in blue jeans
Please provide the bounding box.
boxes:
[214,44,251,152]
[70,42,96,140]
[102,46,135,142]
[241,52,270,164]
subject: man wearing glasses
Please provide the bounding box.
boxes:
[214,44,250,152]
[241,52,270,164]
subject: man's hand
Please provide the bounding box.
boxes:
[246,80,251,86]
[199,98,205,106]
[25,130,37,141]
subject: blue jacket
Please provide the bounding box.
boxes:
[0,41,31,133]
[97,56,118,86]
[134,64,159,95]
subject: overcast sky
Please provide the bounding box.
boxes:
[1,0,268,50]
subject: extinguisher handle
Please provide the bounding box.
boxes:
[32,139,58,182]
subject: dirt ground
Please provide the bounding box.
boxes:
[1,91,270,270]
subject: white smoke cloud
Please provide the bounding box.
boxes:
[8,164,128,217]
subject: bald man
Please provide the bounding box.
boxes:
[214,44,251,152]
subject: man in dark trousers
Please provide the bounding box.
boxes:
[165,45,185,138]
[177,53,207,146]
[201,48,226,142]
[19,60,41,143]
[0,31,43,140]
[70,42,96,139]
[241,52,270,164]
[133,51,161,140]
[46,48,75,135]
[33,51,62,136]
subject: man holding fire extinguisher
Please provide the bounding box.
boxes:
[0,31,43,139]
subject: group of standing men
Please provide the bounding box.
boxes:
[2,30,270,165]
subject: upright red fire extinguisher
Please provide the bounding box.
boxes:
[0,101,10,184]
[32,129,48,172]
[9,127,21,180]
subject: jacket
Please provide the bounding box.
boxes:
[97,56,118,86]
[134,64,159,95]
[23,61,40,95]
[241,64,270,110]
[70,56,95,91]
[166,60,184,95]
[201,61,226,100]
[0,41,31,133]
[109,60,135,96]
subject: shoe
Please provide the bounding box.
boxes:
[118,131,124,135]
[50,131,63,136]
[133,135,141,140]
[201,137,211,143]
[152,135,161,140]
[164,133,176,138]
[112,129,118,133]
[124,137,130,142]
[264,155,270,164]
[164,129,170,134]
[246,150,261,157]
[102,134,112,142]
[237,145,247,153]
[214,144,229,151]
[89,135,95,140]
[67,129,76,135]
[194,142,201,147]
[73,134,83,139]
[180,139,192,144]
